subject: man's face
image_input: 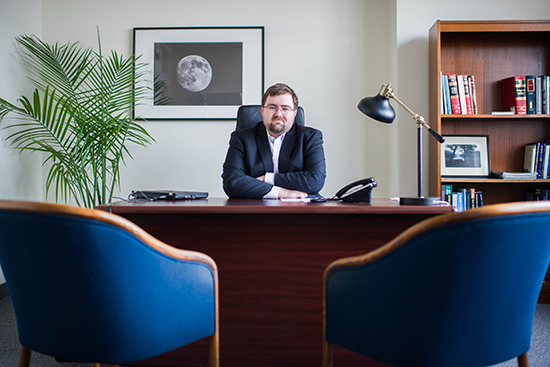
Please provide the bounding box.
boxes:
[261,93,297,137]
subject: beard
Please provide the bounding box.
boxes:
[267,117,287,135]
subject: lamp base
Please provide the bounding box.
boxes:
[399,196,441,206]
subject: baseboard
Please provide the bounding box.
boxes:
[0,282,9,299]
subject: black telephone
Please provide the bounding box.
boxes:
[334,177,377,203]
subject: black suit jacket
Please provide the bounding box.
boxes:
[222,122,326,199]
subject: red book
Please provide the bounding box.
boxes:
[447,74,461,114]
[501,76,527,114]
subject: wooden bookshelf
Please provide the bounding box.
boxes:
[429,20,550,204]
[428,20,550,303]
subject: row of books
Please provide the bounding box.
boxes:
[441,185,484,212]
[501,75,550,115]
[440,73,478,115]
[525,188,550,201]
[523,142,550,179]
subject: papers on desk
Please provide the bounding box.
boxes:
[280,198,311,202]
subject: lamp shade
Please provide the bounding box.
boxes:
[357,94,395,123]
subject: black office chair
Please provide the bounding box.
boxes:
[235,105,305,130]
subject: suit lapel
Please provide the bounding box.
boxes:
[278,124,297,173]
[256,124,274,172]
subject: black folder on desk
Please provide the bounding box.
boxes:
[130,190,209,201]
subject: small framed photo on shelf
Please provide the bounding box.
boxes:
[133,26,265,120]
[440,135,490,177]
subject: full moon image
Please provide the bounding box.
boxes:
[176,55,213,92]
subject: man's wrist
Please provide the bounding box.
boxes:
[263,186,281,199]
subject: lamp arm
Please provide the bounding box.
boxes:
[385,91,445,143]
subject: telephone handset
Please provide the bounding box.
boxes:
[334,177,377,203]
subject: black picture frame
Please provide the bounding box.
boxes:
[133,26,265,120]
[440,135,490,177]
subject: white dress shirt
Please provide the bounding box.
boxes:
[262,133,286,199]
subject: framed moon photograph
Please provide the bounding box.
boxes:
[133,26,264,120]
[440,135,490,177]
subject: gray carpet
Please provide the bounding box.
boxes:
[0,296,548,367]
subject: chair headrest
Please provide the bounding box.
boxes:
[236,105,305,130]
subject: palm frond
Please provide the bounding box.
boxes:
[0,33,154,207]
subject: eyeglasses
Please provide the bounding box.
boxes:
[263,105,296,113]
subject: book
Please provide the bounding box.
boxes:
[461,188,471,210]
[543,144,550,179]
[447,74,461,114]
[501,76,527,114]
[540,75,548,114]
[457,74,467,114]
[443,75,452,114]
[524,143,537,173]
[462,75,473,114]
[468,75,478,114]
[536,76,543,114]
[469,188,476,209]
[526,75,536,114]
[444,184,453,203]
[537,142,546,178]
[454,191,465,212]
[452,192,457,209]
[491,111,515,115]
[534,142,542,177]
[440,72,445,114]
[475,191,483,207]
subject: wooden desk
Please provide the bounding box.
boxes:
[97,198,454,367]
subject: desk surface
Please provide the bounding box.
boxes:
[102,197,455,215]
[97,198,454,367]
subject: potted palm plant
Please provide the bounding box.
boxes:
[0,31,154,208]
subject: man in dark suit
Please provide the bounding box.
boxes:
[222,83,326,199]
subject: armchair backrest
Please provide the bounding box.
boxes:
[236,105,305,130]
[0,200,218,366]
[324,201,550,367]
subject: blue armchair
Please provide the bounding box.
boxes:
[323,201,550,367]
[0,200,219,367]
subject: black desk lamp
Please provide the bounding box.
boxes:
[358,83,445,205]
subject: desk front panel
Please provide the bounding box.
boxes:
[100,200,452,367]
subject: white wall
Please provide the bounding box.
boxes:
[0,0,42,286]
[39,0,394,200]
[0,0,42,202]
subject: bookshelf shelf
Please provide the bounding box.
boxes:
[429,20,550,303]
[441,178,550,184]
